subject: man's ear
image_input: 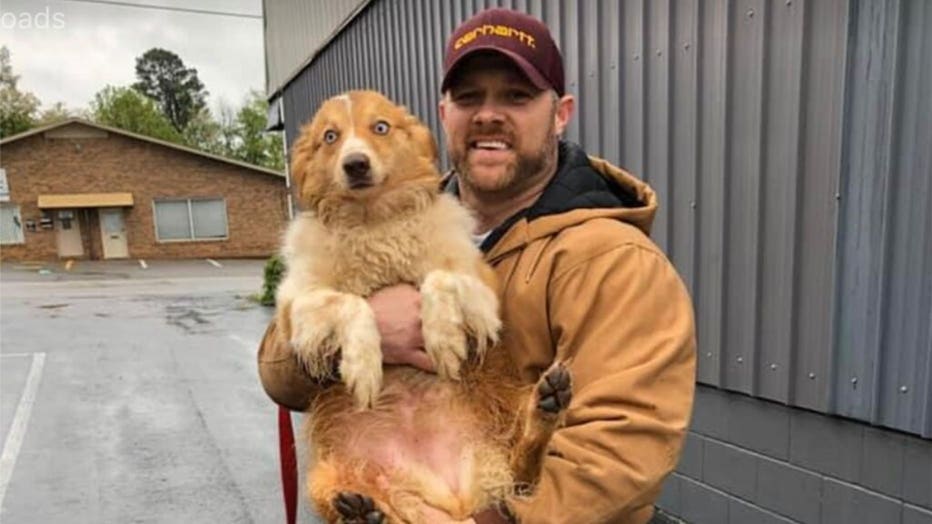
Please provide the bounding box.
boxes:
[553,94,575,137]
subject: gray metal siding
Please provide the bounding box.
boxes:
[263,0,369,95]
[272,0,932,438]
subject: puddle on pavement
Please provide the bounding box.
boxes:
[164,295,259,334]
[38,303,70,309]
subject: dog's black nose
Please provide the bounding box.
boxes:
[342,153,371,179]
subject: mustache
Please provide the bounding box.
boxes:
[465,124,514,142]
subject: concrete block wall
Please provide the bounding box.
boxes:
[658,386,932,524]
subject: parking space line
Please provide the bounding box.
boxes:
[206,259,223,268]
[228,334,256,349]
[0,352,46,509]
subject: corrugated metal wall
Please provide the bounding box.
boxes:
[263,0,370,95]
[273,0,932,438]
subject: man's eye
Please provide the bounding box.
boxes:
[453,92,479,104]
[507,91,532,103]
[323,130,339,143]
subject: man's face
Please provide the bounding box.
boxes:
[439,53,573,195]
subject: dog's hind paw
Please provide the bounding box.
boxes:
[333,492,385,524]
[537,363,572,415]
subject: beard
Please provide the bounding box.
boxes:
[451,121,558,196]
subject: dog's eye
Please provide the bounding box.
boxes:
[373,121,391,135]
[323,130,339,144]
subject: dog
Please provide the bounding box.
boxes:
[274,90,572,523]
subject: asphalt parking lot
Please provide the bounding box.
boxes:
[0,259,319,523]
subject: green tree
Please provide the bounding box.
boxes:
[216,101,240,158]
[232,91,284,171]
[36,102,73,126]
[90,85,182,143]
[132,48,207,132]
[0,46,40,138]
[182,107,224,155]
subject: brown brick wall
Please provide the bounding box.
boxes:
[0,125,289,261]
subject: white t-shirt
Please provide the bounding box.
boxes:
[472,230,492,247]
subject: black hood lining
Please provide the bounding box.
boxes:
[444,141,642,253]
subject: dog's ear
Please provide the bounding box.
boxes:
[289,134,310,191]
[404,115,439,165]
[289,124,324,210]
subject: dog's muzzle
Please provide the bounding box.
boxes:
[342,153,373,189]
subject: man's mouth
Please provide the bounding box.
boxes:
[470,139,511,151]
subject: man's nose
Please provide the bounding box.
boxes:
[471,100,505,126]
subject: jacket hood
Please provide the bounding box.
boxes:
[448,141,657,261]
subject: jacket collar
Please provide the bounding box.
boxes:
[444,141,657,261]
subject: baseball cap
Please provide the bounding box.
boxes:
[441,8,565,96]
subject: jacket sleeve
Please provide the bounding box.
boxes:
[257,319,327,412]
[507,242,697,524]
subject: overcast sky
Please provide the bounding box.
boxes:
[1,0,265,114]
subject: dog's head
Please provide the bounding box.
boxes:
[290,90,440,216]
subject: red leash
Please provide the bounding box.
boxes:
[278,406,298,524]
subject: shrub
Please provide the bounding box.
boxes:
[260,254,285,306]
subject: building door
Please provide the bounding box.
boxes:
[55,209,84,258]
[99,208,129,259]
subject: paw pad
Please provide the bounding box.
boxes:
[333,492,384,523]
[537,364,572,414]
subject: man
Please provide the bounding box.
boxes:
[259,8,696,524]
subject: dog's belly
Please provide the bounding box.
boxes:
[353,408,469,493]
[317,367,495,498]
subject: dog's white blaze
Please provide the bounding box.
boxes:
[329,93,383,184]
[341,135,374,157]
[334,94,353,129]
[335,94,367,159]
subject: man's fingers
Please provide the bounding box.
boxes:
[407,348,436,373]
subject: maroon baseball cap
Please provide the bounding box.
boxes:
[441,8,565,96]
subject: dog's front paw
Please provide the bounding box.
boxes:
[457,276,502,358]
[421,271,468,380]
[339,317,383,408]
[288,297,343,379]
[423,324,468,380]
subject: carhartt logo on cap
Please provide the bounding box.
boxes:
[442,8,565,96]
[453,24,537,51]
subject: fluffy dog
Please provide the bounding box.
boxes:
[274,90,571,523]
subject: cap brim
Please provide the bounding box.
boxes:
[441,45,551,93]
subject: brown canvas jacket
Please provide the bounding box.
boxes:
[257,143,697,524]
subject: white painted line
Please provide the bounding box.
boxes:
[228,334,256,349]
[138,259,148,269]
[0,352,46,508]
[206,259,223,268]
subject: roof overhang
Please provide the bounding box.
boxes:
[38,192,134,209]
[265,96,284,132]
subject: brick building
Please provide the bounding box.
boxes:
[0,118,289,261]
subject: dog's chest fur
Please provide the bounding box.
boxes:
[284,194,476,297]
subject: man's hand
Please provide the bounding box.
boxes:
[368,284,436,373]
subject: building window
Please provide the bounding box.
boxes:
[0,204,24,245]
[153,198,228,241]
